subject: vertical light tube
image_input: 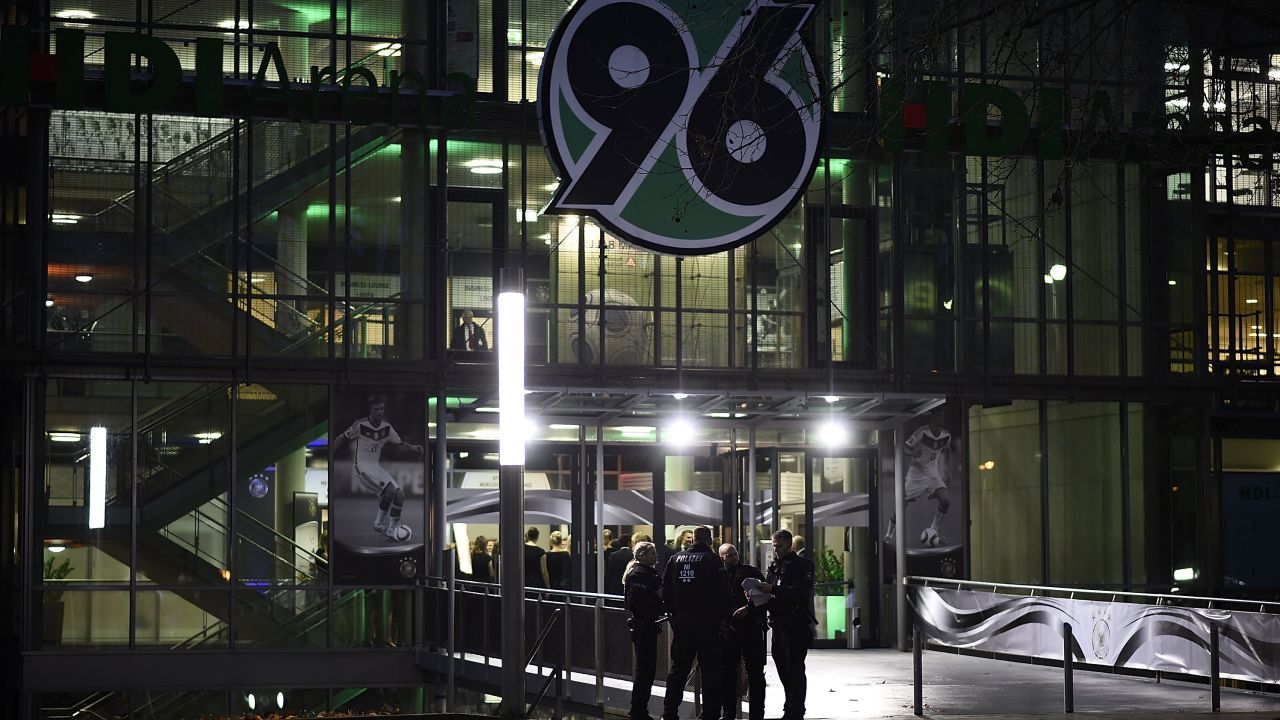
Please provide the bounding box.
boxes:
[498,291,526,466]
[88,426,106,529]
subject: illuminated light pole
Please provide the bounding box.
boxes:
[497,266,526,717]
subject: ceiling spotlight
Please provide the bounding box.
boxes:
[817,420,848,448]
[820,395,840,403]
[216,19,250,30]
[49,432,82,443]
[48,545,66,553]
[672,392,689,400]
[45,299,55,307]
[55,9,95,20]
[665,418,694,445]
[74,274,93,283]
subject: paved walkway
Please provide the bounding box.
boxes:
[758,649,1280,718]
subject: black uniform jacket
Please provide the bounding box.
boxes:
[726,562,768,636]
[661,541,733,621]
[765,552,817,628]
[624,563,663,624]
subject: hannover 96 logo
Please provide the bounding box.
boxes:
[538,0,823,256]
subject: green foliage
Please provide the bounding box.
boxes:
[814,548,844,596]
[42,556,73,604]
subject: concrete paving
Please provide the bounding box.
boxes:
[753,649,1280,718]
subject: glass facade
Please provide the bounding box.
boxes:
[2,0,1278,716]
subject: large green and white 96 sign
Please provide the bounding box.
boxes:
[538,0,823,256]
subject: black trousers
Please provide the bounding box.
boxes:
[770,623,813,720]
[720,628,766,720]
[663,617,722,720]
[631,625,659,720]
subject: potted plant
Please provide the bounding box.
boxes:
[813,548,846,640]
[42,555,73,646]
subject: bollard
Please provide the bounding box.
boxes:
[1063,622,1074,713]
[1211,624,1221,712]
[913,625,923,716]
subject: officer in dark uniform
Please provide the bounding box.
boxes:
[625,541,663,720]
[761,529,816,720]
[661,525,731,720]
[718,543,766,720]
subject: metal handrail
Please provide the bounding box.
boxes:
[447,577,626,605]
[524,607,564,668]
[907,575,1280,612]
[205,494,328,572]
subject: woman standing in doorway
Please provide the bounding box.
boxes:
[470,536,493,583]
[546,530,572,590]
[524,527,550,588]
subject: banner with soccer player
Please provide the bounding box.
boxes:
[881,399,966,581]
[330,388,426,585]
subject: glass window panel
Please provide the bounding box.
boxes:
[135,381,231,596]
[233,383,329,647]
[1047,401,1123,585]
[36,590,130,649]
[42,378,133,584]
[969,401,1042,584]
[1074,324,1121,376]
[1070,162,1120,322]
[1124,165,1143,323]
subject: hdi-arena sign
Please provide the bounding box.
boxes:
[0,27,475,129]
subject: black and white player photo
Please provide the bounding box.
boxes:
[885,408,953,548]
[330,389,426,584]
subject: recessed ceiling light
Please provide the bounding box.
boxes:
[391,196,402,203]
[50,432,82,443]
[1247,298,1259,304]
[216,19,250,30]
[549,424,578,430]
[52,213,81,224]
[55,9,95,19]
[74,274,93,283]
[45,299,54,307]
[672,393,689,400]
[821,395,840,403]
[466,159,503,175]
[47,544,66,552]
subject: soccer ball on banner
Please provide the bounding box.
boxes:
[920,527,942,548]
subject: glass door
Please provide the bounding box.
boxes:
[809,451,878,648]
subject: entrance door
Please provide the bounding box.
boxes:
[807,451,878,647]
[770,448,879,648]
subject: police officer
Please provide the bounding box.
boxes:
[662,526,731,720]
[625,541,663,720]
[760,529,816,720]
[718,543,766,720]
